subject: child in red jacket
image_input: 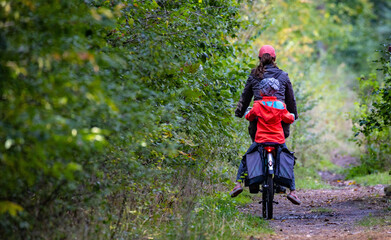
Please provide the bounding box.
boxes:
[230,78,301,205]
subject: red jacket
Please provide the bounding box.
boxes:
[245,96,295,144]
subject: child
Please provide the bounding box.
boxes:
[230,77,301,205]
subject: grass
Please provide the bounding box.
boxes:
[119,180,274,240]
[358,214,391,227]
[192,191,273,239]
[357,196,391,228]
[153,191,273,239]
[350,172,391,186]
[310,207,334,213]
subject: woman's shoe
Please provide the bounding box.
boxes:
[230,184,243,198]
[287,192,301,205]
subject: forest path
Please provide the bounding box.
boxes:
[239,183,390,239]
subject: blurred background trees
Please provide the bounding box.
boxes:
[0,0,390,239]
[239,0,391,172]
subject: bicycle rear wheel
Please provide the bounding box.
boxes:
[262,175,274,219]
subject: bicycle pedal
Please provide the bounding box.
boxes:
[274,185,287,194]
[273,201,279,204]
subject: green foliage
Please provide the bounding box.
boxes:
[287,78,321,167]
[1,0,390,238]
[0,0,255,239]
[168,192,272,239]
[196,193,273,238]
[351,43,391,176]
[243,0,380,72]
[356,44,391,135]
[111,190,272,239]
[0,1,116,237]
[343,2,391,179]
[323,0,379,72]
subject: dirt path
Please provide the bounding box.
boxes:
[239,183,391,239]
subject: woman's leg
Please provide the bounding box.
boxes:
[235,141,259,182]
[235,162,245,182]
[280,142,300,204]
[231,164,244,197]
[287,163,300,205]
[290,172,296,191]
[231,142,260,197]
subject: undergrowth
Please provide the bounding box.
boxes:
[348,172,391,186]
[188,192,273,239]
[117,189,273,239]
[98,158,274,240]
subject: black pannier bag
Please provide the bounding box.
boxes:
[241,144,295,193]
[274,147,295,189]
[241,146,265,193]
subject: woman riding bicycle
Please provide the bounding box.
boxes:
[231,45,301,205]
[230,78,301,205]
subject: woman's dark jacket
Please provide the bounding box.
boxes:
[235,64,298,139]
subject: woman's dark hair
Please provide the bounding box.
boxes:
[251,53,277,79]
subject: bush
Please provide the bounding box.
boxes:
[0,0,252,238]
[351,42,391,176]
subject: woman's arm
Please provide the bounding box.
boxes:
[284,75,298,120]
[235,75,254,118]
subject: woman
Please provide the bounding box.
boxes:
[235,45,298,141]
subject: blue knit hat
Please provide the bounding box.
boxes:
[259,78,279,96]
